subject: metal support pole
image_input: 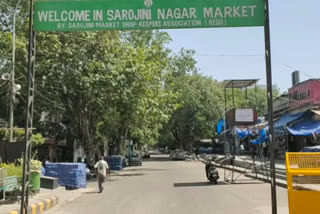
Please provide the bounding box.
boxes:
[232,81,235,107]
[245,87,248,100]
[9,9,16,143]
[9,0,21,142]
[264,0,277,213]
[245,87,248,107]
[255,82,258,110]
[224,88,227,114]
[224,87,228,156]
[20,0,36,213]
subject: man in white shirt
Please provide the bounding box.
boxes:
[94,156,109,193]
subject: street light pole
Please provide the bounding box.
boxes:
[9,6,16,143]
[9,0,22,143]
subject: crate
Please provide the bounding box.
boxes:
[41,176,59,190]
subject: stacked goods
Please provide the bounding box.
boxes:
[105,155,125,171]
[45,163,87,189]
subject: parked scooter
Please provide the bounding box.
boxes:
[185,153,198,162]
[202,158,219,184]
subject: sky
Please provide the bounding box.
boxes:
[164,0,320,93]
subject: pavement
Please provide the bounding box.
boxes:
[43,154,289,214]
[0,180,96,214]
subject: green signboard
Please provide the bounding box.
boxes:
[34,0,265,31]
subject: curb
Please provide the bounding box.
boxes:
[9,196,59,214]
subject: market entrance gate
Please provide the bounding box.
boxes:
[21,0,277,213]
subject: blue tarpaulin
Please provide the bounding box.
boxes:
[287,119,320,136]
[217,119,225,135]
[236,128,254,139]
[105,155,125,171]
[250,129,269,145]
[273,112,305,135]
[45,163,87,189]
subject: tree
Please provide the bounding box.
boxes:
[158,50,280,150]
[32,30,176,159]
[163,74,224,150]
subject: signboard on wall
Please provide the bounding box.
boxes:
[34,0,265,31]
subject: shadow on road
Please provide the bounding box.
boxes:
[113,173,146,177]
[0,198,17,205]
[87,179,98,184]
[87,177,117,184]
[173,181,228,187]
[124,168,167,172]
[143,156,170,162]
[81,191,99,194]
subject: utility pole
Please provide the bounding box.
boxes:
[9,0,22,142]
[264,0,277,213]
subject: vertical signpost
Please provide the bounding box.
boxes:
[21,0,276,213]
[264,0,277,213]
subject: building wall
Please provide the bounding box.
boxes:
[289,79,320,108]
[0,142,25,163]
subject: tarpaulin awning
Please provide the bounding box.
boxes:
[236,128,254,139]
[300,145,320,152]
[236,128,259,139]
[273,112,305,135]
[287,119,320,136]
[250,129,269,144]
[217,119,225,135]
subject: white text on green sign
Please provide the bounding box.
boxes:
[34,0,265,31]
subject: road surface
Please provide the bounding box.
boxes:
[46,155,289,214]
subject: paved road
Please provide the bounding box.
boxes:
[47,155,289,214]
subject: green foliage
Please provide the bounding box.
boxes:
[1,163,23,179]
[0,157,41,180]
[0,128,7,141]
[14,128,24,142]
[0,128,24,142]
[0,127,45,146]
[161,72,225,149]
[31,133,45,147]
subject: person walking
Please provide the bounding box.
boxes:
[94,156,109,193]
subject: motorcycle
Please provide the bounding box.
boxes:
[202,158,219,184]
[185,153,198,162]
